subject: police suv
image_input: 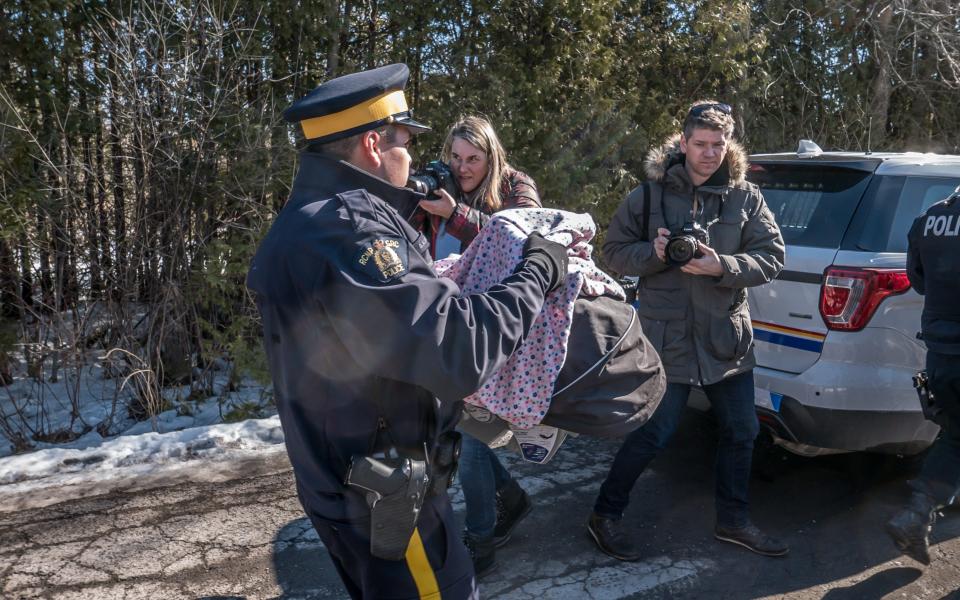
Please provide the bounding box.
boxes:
[743,142,960,456]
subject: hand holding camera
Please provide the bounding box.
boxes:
[418,188,457,219]
[665,221,708,266]
[680,243,722,276]
[654,225,722,276]
[653,228,671,262]
[408,160,461,219]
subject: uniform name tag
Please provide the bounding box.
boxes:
[354,237,409,282]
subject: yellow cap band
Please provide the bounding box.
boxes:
[300,90,409,140]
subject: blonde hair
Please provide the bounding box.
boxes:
[442,116,511,213]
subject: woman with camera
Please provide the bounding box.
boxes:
[414,115,540,576]
[415,115,541,260]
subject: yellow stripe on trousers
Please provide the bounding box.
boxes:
[405,527,441,599]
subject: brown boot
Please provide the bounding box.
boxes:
[715,522,789,557]
[586,513,643,561]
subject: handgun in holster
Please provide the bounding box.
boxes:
[913,370,944,426]
[345,455,429,561]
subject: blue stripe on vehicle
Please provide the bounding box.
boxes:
[753,328,825,353]
[770,392,783,412]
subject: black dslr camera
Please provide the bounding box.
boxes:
[664,222,709,266]
[406,160,459,198]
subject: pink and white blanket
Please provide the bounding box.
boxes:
[434,208,624,428]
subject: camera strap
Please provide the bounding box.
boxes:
[639,181,651,242]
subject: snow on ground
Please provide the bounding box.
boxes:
[0,351,271,457]
[0,413,289,513]
[0,338,286,513]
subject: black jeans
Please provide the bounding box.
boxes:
[594,369,759,528]
[914,351,960,504]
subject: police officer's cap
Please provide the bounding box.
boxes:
[284,63,430,144]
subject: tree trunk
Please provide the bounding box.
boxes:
[326,0,342,76]
[77,26,103,298]
[36,209,54,311]
[367,0,378,69]
[0,238,19,320]
[18,233,34,310]
[868,2,895,149]
[108,53,128,302]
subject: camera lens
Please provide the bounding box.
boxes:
[665,236,698,266]
[406,173,439,195]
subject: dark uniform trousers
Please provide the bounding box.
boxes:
[906,193,960,504]
[916,351,960,502]
[307,495,477,600]
[248,153,550,599]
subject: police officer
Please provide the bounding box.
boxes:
[246,64,568,599]
[887,186,960,566]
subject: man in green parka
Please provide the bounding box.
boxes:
[587,101,787,561]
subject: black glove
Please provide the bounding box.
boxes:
[521,232,569,292]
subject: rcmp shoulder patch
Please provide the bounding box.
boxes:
[354,237,409,283]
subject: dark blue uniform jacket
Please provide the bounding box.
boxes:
[907,194,960,355]
[247,153,550,521]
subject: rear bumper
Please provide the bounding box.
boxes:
[754,398,936,455]
[752,364,940,455]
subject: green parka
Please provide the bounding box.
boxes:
[603,134,785,385]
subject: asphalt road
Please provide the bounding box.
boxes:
[2,409,959,599]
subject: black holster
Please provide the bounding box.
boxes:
[343,431,461,561]
[345,455,429,561]
[913,370,945,426]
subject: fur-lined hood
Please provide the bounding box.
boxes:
[643,133,748,185]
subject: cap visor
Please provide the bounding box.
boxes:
[395,116,431,134]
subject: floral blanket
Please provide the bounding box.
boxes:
[434,208,624,428]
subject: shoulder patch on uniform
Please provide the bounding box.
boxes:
[353,236,409,283]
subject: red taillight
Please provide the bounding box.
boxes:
[819,267,911,331]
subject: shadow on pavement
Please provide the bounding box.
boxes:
[820,567,922,599]
[271,518,347,599]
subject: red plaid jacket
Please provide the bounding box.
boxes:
[409,168,541,258]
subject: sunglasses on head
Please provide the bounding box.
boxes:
[688,103,732,117]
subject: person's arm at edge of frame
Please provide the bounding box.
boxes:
[712,189,785,289]
[602,185,671,277]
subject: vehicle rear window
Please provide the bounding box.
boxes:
[845,175,960,252]
[746,164,872,248]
